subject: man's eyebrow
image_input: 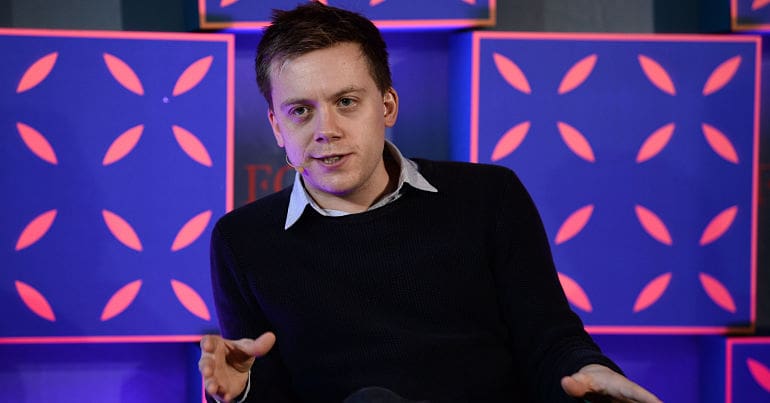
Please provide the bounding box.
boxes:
[279,86,368,110]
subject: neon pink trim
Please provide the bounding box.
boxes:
[16,52,58,93]
[103,53,144,96]
[0,335,206,344]
[15,281,55,321]
[703,56,742,96]
[636,122,675,163]
[15,209,57,251]
[490,121,530,161]
[102,124,144,166]
[470,34,481,162]
[226,35,235,212]
[172,125,213,167]
[554,204,594,245]
[173,55,213,97]
[100,280,142,321]
[558,54,597,95]
[699,206,738,246]
[17,122,58,165]
[171,210,212,252]
[587,325,754,335]
[633,272,672,313]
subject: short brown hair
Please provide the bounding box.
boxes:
[256,1,393,108]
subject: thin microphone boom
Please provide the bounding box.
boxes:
[285,154,305,174]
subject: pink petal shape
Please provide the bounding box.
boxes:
[171,279,211,321]
[557,273,592,312]
[462,0,476,4]
[370,0,386,5]
[558,54,598,95]
[633,272,672,313]
[703,56,742,96]
[554,204,594,245]
[171,210,212,251]
[635,205,673,246]
[638,55,676,96]
[491,121,531,161]
[103,53,144,96]
[747,358,770,393]
[699,272,737,313]
[752,0,770,10]
[699,206,738,246]
[16,52,58,93]
[557,122,596,162]
[702,123,739,164]
[493,53,531,94]
[172,125,213,167]
[102,209,143,251]
[220,0,239,6]
[16,122,58,165]
[636,123,675,163]
[100,280,142,321]
[102,124,144,166]
[317,0,327,4]
[173,56,213,97]
[15,209,57,251]
[15,281,55,321]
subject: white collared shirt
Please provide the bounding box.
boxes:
[284,140,438,229]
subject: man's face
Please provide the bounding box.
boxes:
[267,42,398,209]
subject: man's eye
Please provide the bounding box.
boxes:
[338,98,355,107]
[290,106,307,116]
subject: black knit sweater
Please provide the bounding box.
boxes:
[210,159,621,403]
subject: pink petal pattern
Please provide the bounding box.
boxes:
[557,273,592,312]
[752,0,770,10]
[633,272,672,313]
[638,55,676,96]
[370,0,386,5]
[220,0,239,6]
[699,206,738,246]
[493,53,531,94]
[15,281,55,321]
[17,52,58,93]
[703,56,742,96]
[557,122,596,162]
[699,272,737,313]
[15,209,57,251]
[462,0,476,4]
[635,205,673,246]
[554,204,594,245]
[172,125,213,167]
[171,210,212,251]
[103,53,144,96]
[558,54,597,95]
[747,358,770,393]
[102,124,144,166]
[173,56,213,97]
[100,280,142,321]
[636,123,675,163]
[317,0,327,4]
[102,209,143,251]
[702,123,739,164]
[17,122,58,165]
[171,280,211,321]
[491,121,531,161]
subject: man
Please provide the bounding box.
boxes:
[199,2,662,402]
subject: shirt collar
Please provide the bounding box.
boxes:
[284,140,437,229]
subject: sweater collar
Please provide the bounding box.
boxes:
[284,140,437,229]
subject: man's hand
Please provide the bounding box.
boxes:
[199,332,276,402]
[561,364,662,403]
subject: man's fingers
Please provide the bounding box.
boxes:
[232,331,276,358]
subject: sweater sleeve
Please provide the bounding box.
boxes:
[208,223,299,403]
[489,168,622,402]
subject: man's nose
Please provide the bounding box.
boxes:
[314,106,341,142]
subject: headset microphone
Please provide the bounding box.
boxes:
[285,154,305,174]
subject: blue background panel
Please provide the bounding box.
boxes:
[0,30,233,340]
[732,0,770,32]
[458,33,759,332]
[728,337,770,402]
[199,0,495,29]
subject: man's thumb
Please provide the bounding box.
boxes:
[234,332,276,358]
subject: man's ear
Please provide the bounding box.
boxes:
[383,87,399,128]
[267,108,285,147]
